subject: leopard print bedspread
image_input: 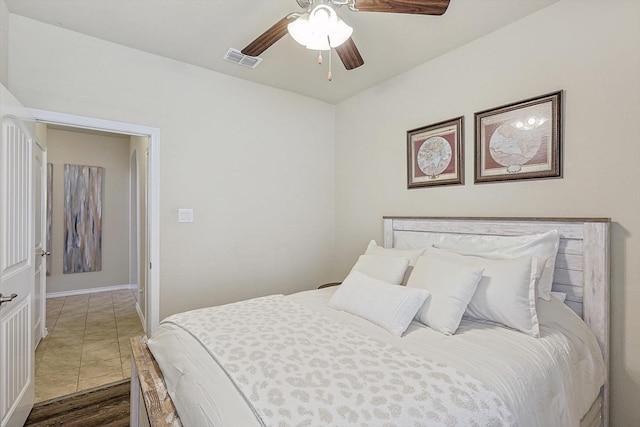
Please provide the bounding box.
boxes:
[162,295,515,427]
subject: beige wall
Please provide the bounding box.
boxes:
[0,0,8,86]
[46,128,131,293]
[334,1,640,425]
[35,121,47,149]
[7,14,336,319]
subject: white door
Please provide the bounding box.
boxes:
[33,140,48,346]
[0,84,35,427]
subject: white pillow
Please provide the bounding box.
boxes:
[406,253,484,335]
[426,248,540,337]
[435,230,559,301]
[365,240,424,266]
[393,231,443,251]
[329,270,430,336]
[350,254,409,286]
[365,241,425,285]
[551,291,567,303]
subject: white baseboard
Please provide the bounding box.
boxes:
[136,302,147,333]
[46,284,138,299]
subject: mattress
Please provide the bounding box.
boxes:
[147,287,605,427]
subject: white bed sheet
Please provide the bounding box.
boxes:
[147,287,605,427]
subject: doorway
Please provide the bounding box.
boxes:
[34,127,144,400]
[129,142,148,324]
[28,108,160,336]
[130,150,143,322]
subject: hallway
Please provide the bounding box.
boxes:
[34,289,144,402]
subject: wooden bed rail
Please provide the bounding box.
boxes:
[130,336,182,427]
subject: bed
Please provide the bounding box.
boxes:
[130,216,610,427]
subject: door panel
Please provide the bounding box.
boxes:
[0,298,31,425]
[0,84,35,427]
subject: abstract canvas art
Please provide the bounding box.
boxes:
[63,164,104,274]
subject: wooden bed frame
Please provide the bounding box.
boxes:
[130,216,610,427]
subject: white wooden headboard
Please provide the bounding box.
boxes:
[382,216,610,426]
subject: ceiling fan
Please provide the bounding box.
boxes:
[241,0,451,75]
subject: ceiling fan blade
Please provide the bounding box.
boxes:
[336,38,364,70]
[241,15,296,57]
[354,0,450,15]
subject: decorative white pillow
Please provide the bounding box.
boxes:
[329,270,430,336]
[406,253,484,335]
[365,241,425,285]
[435,230,559,301]
[350,254,410,286]
[426,248,540,337]
[365,240,425,266]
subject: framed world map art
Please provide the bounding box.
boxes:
[407,116,464,188]
[474,91,562,183]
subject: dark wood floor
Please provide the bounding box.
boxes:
[24,379,130,427]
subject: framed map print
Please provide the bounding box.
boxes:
[407,116,464,188]
[474,91,562,183]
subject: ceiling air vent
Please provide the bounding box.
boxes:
[223,48,263,69]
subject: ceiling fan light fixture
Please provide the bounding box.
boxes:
[327,18,353,48]
[287,12,311,46]
[287,4,352,51]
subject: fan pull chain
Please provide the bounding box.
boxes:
[326,36,333,81]
[316,36,333,82]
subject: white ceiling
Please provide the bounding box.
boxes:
[5,0,559,104]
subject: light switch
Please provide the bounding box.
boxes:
[178,209,194,223]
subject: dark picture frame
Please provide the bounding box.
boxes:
[474,91,562,183]
[407,116,464,188]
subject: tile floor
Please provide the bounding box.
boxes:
[34,289,145,402]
